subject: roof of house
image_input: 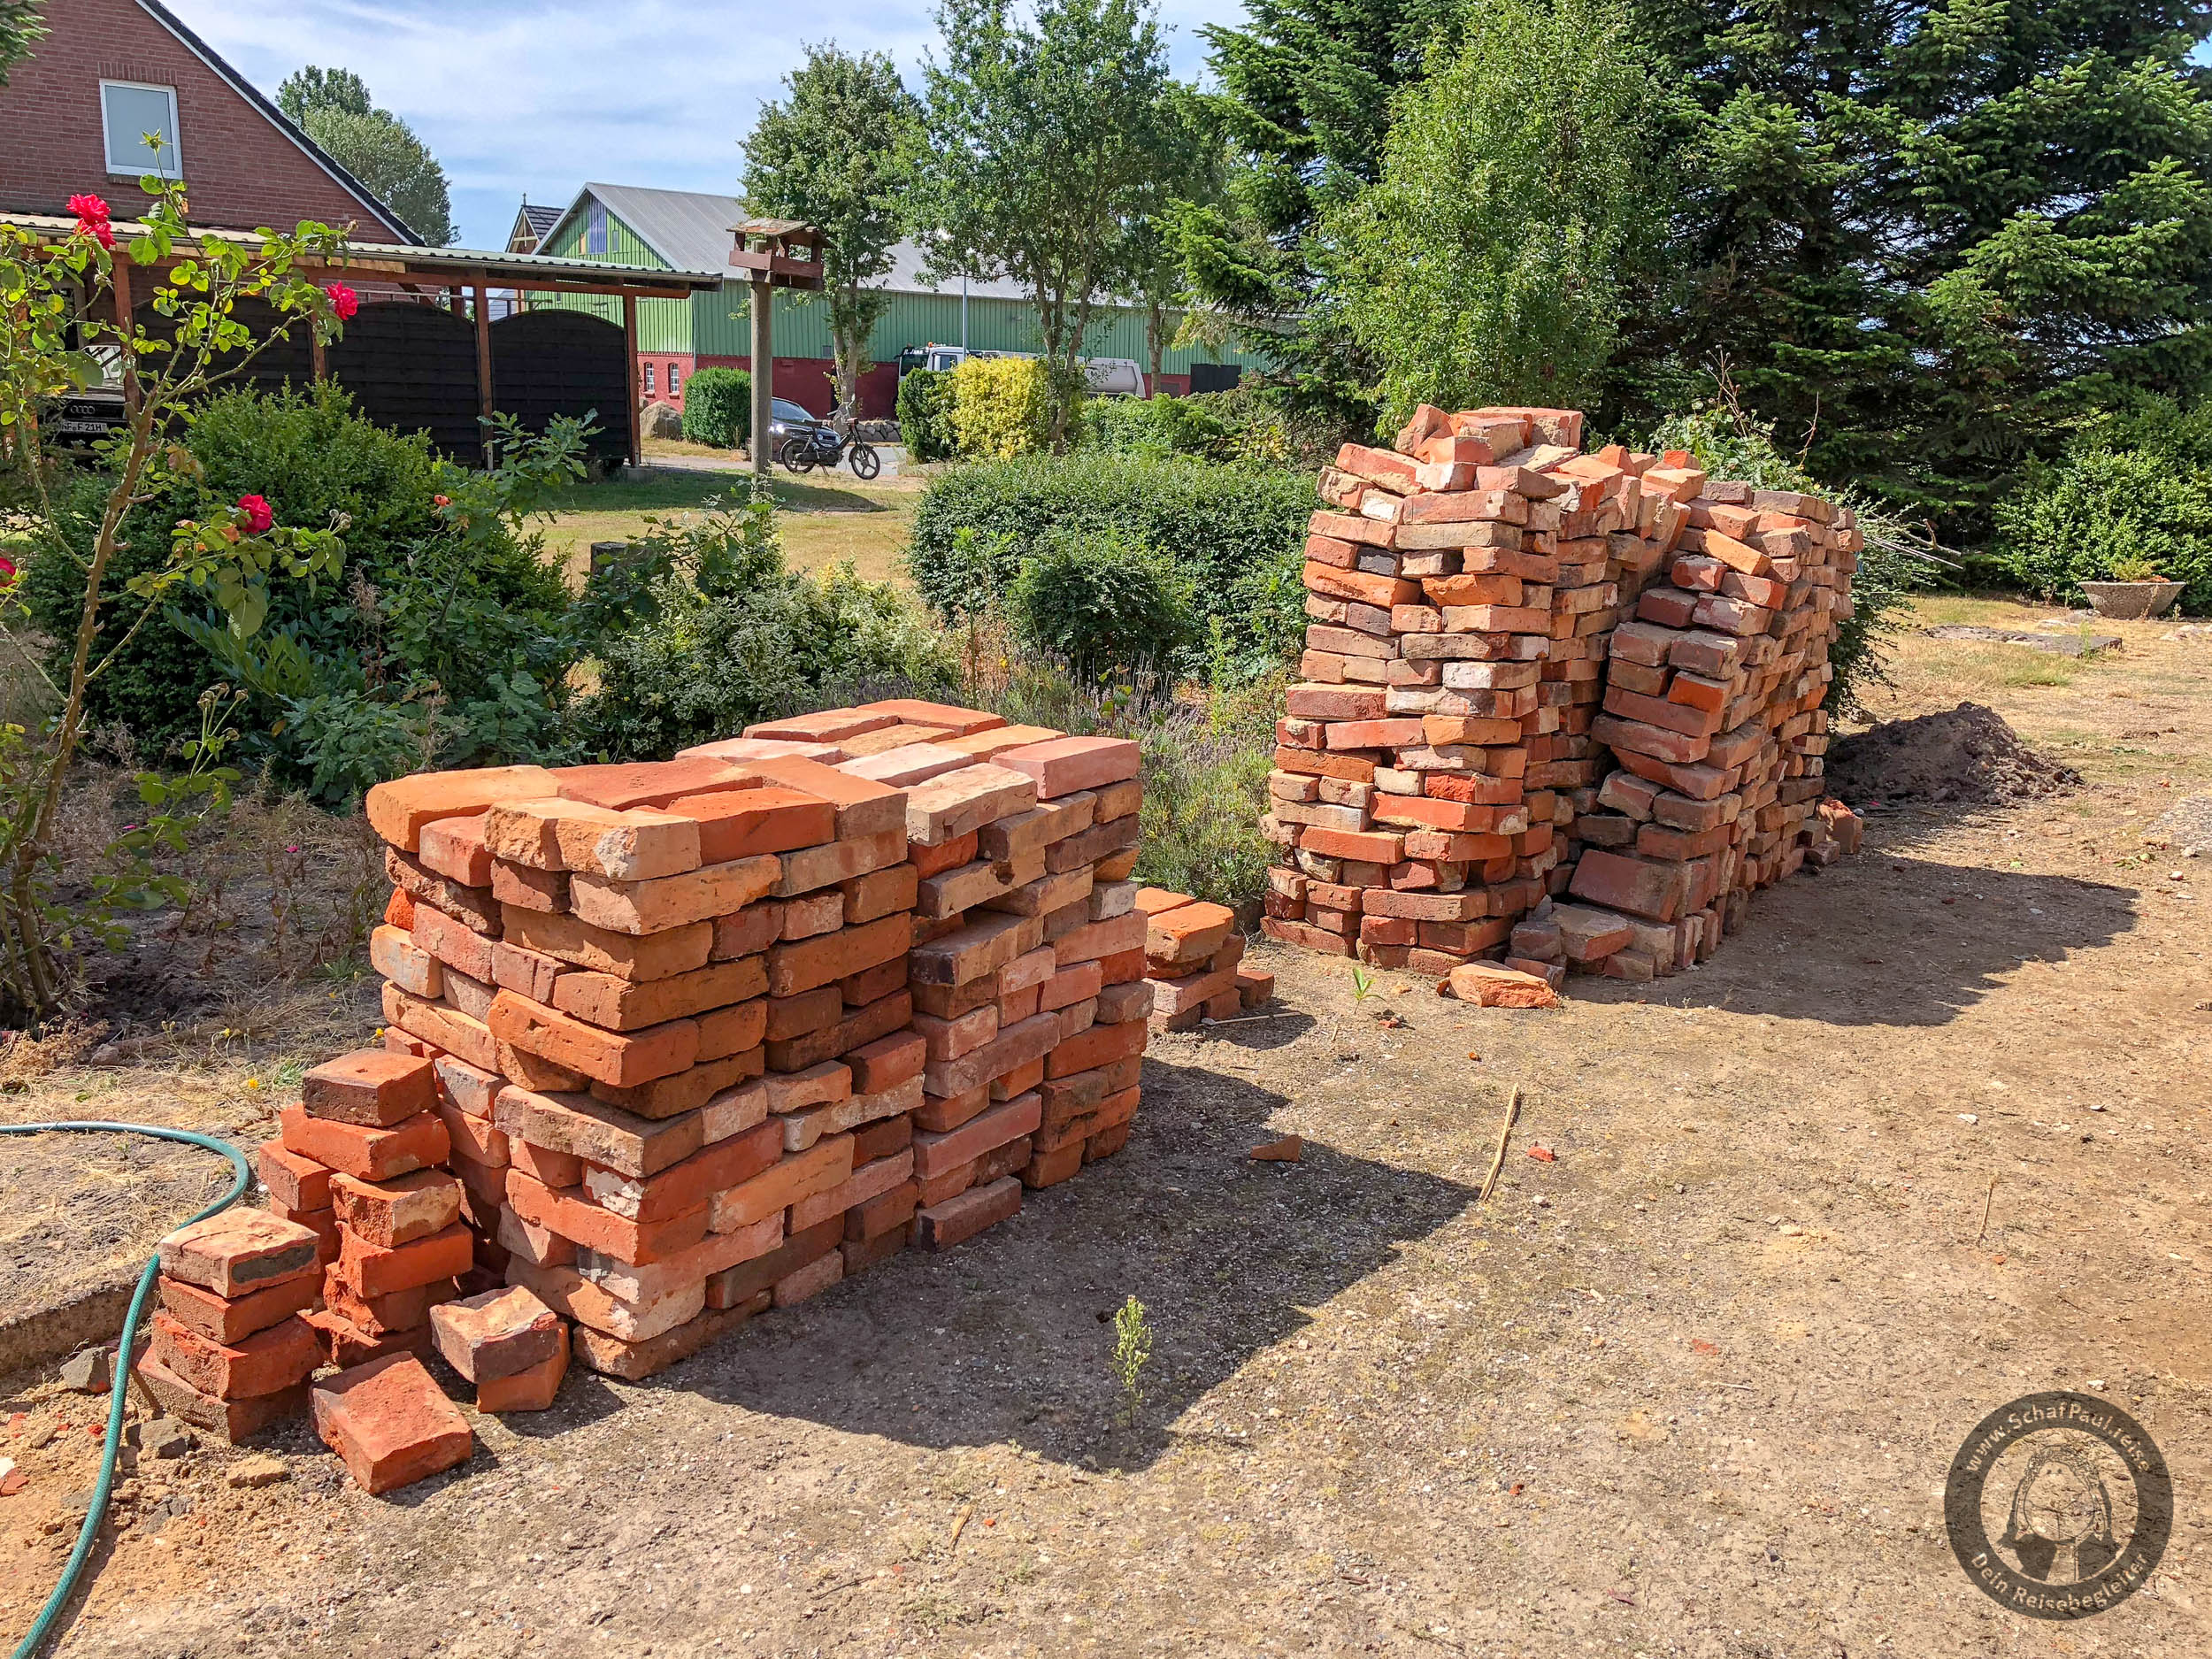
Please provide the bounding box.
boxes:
[514,203,564,240]
[138,0,420,243]
[545,181,1031,301]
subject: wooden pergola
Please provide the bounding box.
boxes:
[5,212,725,466]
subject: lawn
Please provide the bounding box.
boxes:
[536,462,922,588]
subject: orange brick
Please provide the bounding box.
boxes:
[552,757,756,810]
[280,1104,449,1182]
[487,992,701,1088]
[365,765,560,852]
[303,1050,434,1128]
[311,1354,473,1494]
[995,736,1141,799]
[663,787,837,861]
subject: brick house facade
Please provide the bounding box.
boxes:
[0,0,411,240]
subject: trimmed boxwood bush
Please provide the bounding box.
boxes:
[1996,401,2212,615]
[895,368,956,462]
[681,367,751,449]
[907,451,1314,679]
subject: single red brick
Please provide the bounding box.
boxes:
[311,1354,474,1494]
[331,1169,465,1248]
[914,1176,1022,1251]
[664,787,838,862]
[366,765,559,852]
[280,1104,449,1182]
[302,1050,435,1128]
[417,812,495,886]
[855,699,1006,736]
[256,1142,332,1213]
[995,735,1141,799]
[336,1221,476,1299]
[159,1210,323,1298]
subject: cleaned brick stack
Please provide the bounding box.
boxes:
[731,701,1153,1216]
[366,753,910,1381]
[142,1209,325,1441]
[275,1049,472,1371]
[1134,888,1273,1033]
[349,700,1156,1385]
[1261,403,1861,981]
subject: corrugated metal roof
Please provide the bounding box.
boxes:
[548,182,1034,300]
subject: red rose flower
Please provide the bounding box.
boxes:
[236,495,274,534]
[66,192,115,250]
[0,555,17,587]
[325,282,359,321]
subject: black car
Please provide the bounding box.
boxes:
[43,386,128,449]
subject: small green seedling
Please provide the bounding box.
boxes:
[1111,1295,1153,1427]
[1348,964,1377,1008]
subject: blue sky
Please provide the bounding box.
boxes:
[178,0,1252,250]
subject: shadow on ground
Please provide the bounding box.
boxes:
[671,1055,1473,1471]
[1571,850,2136,1026]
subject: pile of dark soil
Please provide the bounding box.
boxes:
[1827,701,2083,809]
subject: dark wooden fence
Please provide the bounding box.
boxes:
[136,296,634,468]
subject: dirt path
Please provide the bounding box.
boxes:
[3,599,2208,1656]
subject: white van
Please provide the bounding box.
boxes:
[896,344,1146,396]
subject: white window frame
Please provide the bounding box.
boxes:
[668,365,681,399]
[99,80,183,179]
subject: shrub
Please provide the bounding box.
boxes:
[569,490,957,759]
[681,367,751,449]
[908,451,1314,679]
[1007,525,1196,678]
[1995,402,2212,615]
[895,368,956,462]
[948,357,1051,458]
[1084,394,1233,459]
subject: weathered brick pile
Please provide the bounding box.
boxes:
[341,698,1151,1392]
[142,1209,326,1440]
[1262,403,1863,982]
[1135,889,1274,1033]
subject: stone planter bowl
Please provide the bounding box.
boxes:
[2082,580,2185,620]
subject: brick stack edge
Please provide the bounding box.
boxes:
[328,697,1152,1393]
[1261,403,1868,983]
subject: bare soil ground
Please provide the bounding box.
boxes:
[4,597,2210,1657]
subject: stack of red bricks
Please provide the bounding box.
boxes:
[141,1209,326,1441]
[1134,889,1273,1032]
[1261,403,1863,982]
[345,698,1153,1385]
[266,1050,474,1371]
[727,703,1152,1216]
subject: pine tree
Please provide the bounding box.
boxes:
[1632,0,2212,525]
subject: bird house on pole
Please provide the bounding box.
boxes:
[729,219,826,477]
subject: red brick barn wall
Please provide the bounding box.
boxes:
[0,0,410,239]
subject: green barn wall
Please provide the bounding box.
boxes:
[534,191,1273,374]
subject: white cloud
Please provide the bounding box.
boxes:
[171,0,1249,249]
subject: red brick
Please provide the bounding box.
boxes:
[905,764,1039,847]
[485,796,702,879]
[155,1271,319,1345]
[747,758,909,840]
[915,1176,1022,1251]
[663,787,838,861]
[370,925,441,997]
[1047,1018,1148,1078]
[995,735,1141,799]
[548,959,764,1032]
[849,1029,926,1093]
[337,1221,476,1298]
[149,1310,320,1400]
[475,1325,570,1412]
[502,907,714,982]
[856,699,1007,736]
[428,1285,565,1383]
[1299,827,1407,864]
[488,992,700,1088]
[707,1135,856,1232]
[366,765,559,852]
[302,1050,434,1128]
[767,912,913,997]
[158,1209,322,1298]
[1568,849,1691,923]
[135,1351,310,1444]
[311,1354,474,1494]
[703,1216,844,1310]
[329,1168,463,1248]
[552,757,757,811]
[256,1142,332,1213]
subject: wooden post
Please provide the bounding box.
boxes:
[749,274,773,480]
[623,293,642,470]
[310,326,327,383]
[111,254,137,416]
[472,282,495,449]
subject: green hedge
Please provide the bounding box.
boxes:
[681,368,751,449]
[1996,402,2212,615]
[895,368,956,462]
[907,452,1314,679]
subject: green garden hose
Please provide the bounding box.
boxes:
[0,1121,252,1659]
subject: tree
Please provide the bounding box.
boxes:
[1,0,44,86]
[741,45,921,434]
[1173,0,1460,415]
[1330,0,1667,426]
[275,65,370,121]
[918,0,1180,445]
[1125,86,1218,394]
[1631,0,2212,526]
[278,64,456,244]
